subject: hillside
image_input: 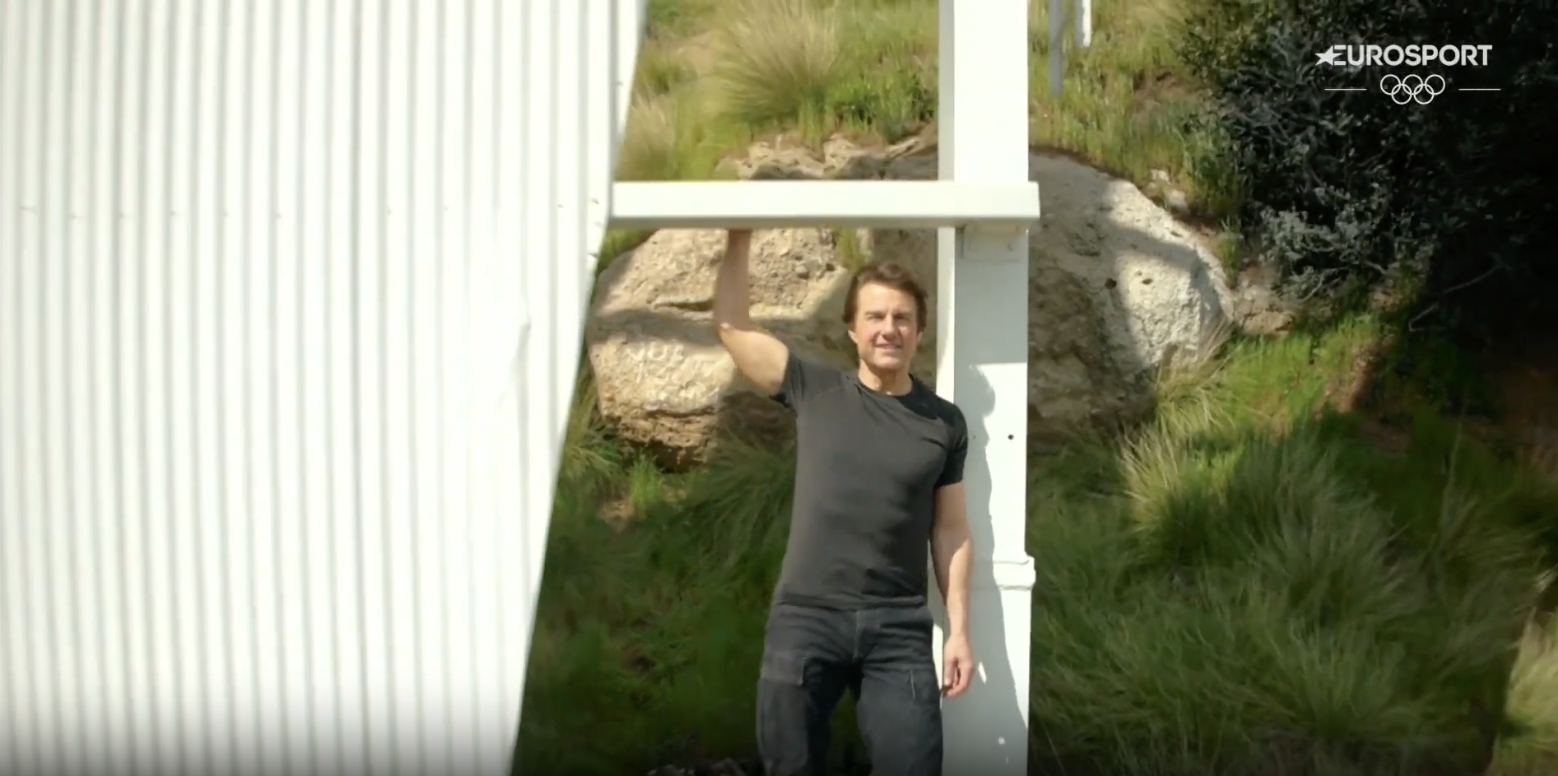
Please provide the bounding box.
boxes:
[518,1,1558,774]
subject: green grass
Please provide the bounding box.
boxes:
[1028,320,1558,775]
[528,0,1558,772]
[523,316,1558,774]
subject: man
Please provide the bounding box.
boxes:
[712,228,975,776]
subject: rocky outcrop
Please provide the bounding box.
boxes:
[585,137,1235,468]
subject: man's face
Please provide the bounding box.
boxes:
[847,282,921,373]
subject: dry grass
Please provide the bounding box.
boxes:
[616,95,682,183]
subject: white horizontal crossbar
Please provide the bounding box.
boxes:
[609,181,1041,230]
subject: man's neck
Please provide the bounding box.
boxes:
[857,363,913,396]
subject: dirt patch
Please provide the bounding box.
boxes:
[1490,347,1558,426]
[1333,317,1558,468]
[1311,333,1419,455]
[599,496,637,529]
[647,758,756,776]
[674,30,722,76]
[1132,70,1196,107]
[1463,327,1558,480]
[1030,143,1135,181]
[1326,339,1388,414]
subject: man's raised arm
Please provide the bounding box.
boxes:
[713,229,790,397]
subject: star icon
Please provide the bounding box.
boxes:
[1315,48,1342,65]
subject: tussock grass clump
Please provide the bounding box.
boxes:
[1024,321,1553,775]
[1493,619,1558,775]
[709,0,843,133]
[702,0,938,143]
[616,96,681,183]
[616,90,710,183]
[1032,430,1536,774]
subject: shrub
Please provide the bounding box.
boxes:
[1178,0,1558,328]
[1028,414,1542,775]
[1024,327,1551,776]
[1495,618,1558,776]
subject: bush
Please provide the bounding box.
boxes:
[1027,369,1545,775]
[1179,0,1558,328]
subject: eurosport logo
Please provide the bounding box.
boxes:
[1315,44,1500,103]
[1315,44,1492,68]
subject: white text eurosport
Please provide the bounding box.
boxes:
[1317,44,1492,67]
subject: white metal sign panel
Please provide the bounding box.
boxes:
[0,0,633,774]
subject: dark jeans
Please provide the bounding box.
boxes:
[755,602,943,776]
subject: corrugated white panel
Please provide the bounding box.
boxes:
[0,1,638,774]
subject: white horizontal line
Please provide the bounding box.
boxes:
[610,181,1043,229]
[1459,88,1501,91]
[1325,87,1366,91]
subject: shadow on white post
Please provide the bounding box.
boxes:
[929,1,1037,775]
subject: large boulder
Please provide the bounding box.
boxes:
[585,138,1233,468]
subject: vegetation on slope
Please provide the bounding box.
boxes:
[519,0,1558,773]
[603,0,1226,262]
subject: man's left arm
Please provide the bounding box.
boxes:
[931,416,975,698]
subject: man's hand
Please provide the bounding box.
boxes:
[941,633,974,698]
[931,482,974,698]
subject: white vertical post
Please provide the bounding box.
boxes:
[613,0,648,147]
[932,1,1037,775]
[1076,0,1092,48]
[1048,0,1066,95]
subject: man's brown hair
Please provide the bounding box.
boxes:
[842,261,929,332]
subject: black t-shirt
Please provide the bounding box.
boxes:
[769,351,969,610]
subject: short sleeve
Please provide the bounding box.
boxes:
[936,407,969,489]
[771,350,843,410]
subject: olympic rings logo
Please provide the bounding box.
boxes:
[1379,73,1446,105]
